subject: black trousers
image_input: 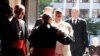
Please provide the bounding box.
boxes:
[71,50,84,56]
[70,42,85,56]
[2,48,24,56]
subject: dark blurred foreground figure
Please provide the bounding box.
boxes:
[28,13,73,56]
[0,4,16,56]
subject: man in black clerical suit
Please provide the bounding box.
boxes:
[66,7,89,56]
[11,4,26,56]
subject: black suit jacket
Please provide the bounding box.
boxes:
[66,18,89,51]
[11,17,27,39]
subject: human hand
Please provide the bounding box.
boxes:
[30,47,34,54]
[84,47,89,54]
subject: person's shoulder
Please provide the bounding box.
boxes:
[36,18,42,21]
[62,21,71,26]
[50,25,59,31]
[98,44,100,47]
[19,19,25,23]
[35,19,43,23]
[18,19,25,26]
[89,45,95,48]
[51,25,57,29]
[31,26,39,33]
[78,18,87,24]
[63,21,70,24]
[11,17,16,21]
[65,18,71,22]
[34,26,39,29]
[79,18,86,22]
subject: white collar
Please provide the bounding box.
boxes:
[8,17,13,22]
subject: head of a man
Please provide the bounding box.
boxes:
[54,8,63,23]
[42,13,52,24]
[14,4,25,19]
[43,6,53,15]
[71,7,80,20]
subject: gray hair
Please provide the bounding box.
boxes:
[71,7,80,13]
[44,6,53,10]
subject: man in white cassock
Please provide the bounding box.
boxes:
[52,8,74,56]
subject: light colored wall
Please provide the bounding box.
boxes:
[9,0,21,8]
[9,0,21,15]
[27,0,38,31]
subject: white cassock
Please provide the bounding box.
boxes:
[52,21,73,56]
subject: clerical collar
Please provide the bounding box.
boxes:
[8,16,13,22]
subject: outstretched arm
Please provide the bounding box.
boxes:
[56,29,73,45]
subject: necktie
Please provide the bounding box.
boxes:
[73,20,76,25]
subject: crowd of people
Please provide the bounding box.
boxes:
[0,3,100,56]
